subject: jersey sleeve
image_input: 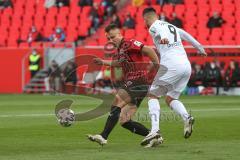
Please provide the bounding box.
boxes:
[177,28,205,53]
[129,39,144,54]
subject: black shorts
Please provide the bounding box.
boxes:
[120,78,149,107]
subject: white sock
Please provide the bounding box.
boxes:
[148,99,160,133]
[170,100,189,122]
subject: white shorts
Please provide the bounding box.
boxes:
[149,63,191,99]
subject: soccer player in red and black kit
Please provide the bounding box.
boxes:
[87,24,162,147]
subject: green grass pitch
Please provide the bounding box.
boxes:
[0,94,239,160]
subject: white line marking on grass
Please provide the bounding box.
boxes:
[0,113,54,118]
[190,108,240,112]
[0,108,240,118]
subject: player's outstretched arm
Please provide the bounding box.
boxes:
[93,58,121,67]
[178,28,207,56]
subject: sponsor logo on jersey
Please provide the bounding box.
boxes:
[167,42,182,48]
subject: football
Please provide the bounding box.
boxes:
[57,108,75,127]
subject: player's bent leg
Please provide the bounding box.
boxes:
[165,95,195,138]
[120,104,149,137]
[112,89,132,108]
[119,104,137,124]
[100,89,131,139]
[87,89,132,145]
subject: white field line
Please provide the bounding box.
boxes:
[0,100,239,106]
[0,108,240,118]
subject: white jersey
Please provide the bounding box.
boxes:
[148,20,205,98]
[149,20,189,67]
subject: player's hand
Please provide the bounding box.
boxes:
[160,38,169,44]
[198,49,207,57]
[200,51,207,57]
[93,58,103,65]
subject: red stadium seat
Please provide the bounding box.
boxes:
[236,34,240,44]
[82,6,91,16]
[0,39,7,47]
[43,27,54,37]
[185,0,196,5]
[150,0,157,5]
[59,7,69,15]
[78,26,89,37]
[162,4,174,18]
[209,0,221,6]
[223,27,235,38]
[70,0,79,7]
[138,5,149,17]
[136,28,148,39]
[152,5,161,15]
[197,37,209,45]
[70,5,81,15]
[197,28,210,39]
[146,35,154,45]
[43,42,55,48]
[7,39,18,47]
[36,6,47,15]
[98,37,107,45]
[1,19,11,28]
[209,38,222,45]
[222,0,234,6]
[2,8,13,16]
[223,39,236,45]
[186,5,197,14]
[211,28,222,38]
[174,5,185,18]
[2,0,238,47]
[85,39,98,46]
[210,4,223,13]
[19,42,30,48]
[135,35,146,43]
[47,7,58,16]
[66,28,78,42]
[31,42,43,48]
[124,29,135,39]
[126,6,137,17]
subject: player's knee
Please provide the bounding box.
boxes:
[165,96,175,107]
[112,96,125,108]
[119,119,127,126]
[119,114,130,125]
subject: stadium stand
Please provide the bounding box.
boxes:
[0,0,239,47]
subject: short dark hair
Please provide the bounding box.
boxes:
[142,7,156,16]
[105,23,119,33]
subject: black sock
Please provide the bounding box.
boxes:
[100,106,121,139]
[121,120,149,136]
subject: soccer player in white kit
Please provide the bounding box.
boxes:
[141,7,207,146]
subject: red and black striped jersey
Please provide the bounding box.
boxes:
[114,38,148,81]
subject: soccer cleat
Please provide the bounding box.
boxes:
[87,134,107,146]
[184,116,195,139]
[144,137,164,148]
[140,131,161,146]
